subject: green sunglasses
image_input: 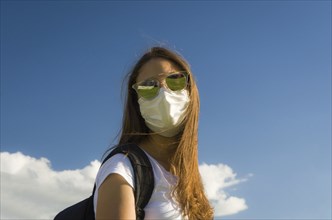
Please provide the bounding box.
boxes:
[132,71,189,99]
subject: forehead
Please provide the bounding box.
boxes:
[136,58,181,82]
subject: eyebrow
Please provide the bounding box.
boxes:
[159,70,185,76]
[157,71,173,77]
[138,70,180,81]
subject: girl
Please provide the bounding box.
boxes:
[94,47,213,219]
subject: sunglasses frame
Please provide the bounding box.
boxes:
[132,71,189,99]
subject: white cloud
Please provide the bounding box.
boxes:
[1,151,249,219]
[199,163,249,216]
[1,152,100,219]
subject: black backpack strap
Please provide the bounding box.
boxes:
[93,143,154,220]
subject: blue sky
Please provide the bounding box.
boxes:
[1,1,331,219]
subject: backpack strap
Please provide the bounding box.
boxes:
[93,143,155,220]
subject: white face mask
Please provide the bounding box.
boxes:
[138,88,190,137]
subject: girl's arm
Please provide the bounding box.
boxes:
[96,173,136,220]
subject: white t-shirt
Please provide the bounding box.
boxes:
[93,150,184,219]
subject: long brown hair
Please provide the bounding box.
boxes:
[118,47,214,219]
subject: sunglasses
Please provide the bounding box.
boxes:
[132,71,189,99]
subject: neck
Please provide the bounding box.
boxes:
[139,134,179,171]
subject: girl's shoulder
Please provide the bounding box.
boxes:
[96,153,135,189]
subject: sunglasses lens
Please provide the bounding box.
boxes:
[134,72,188,99]
[166,72,188,91]
[137,80,160,99]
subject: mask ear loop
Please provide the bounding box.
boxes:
[184,72,191,91]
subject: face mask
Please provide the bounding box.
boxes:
[138,88,190,137]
